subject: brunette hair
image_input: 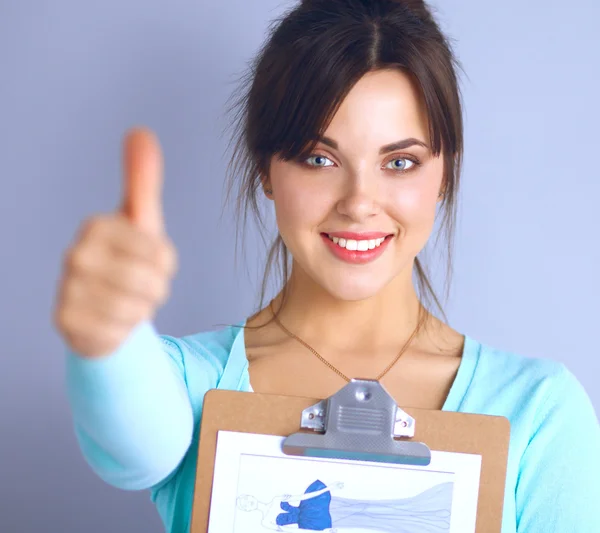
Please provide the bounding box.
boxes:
[223,0,464,323]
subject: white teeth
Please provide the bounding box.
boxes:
[328,235,387,250]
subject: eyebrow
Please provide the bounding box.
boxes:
[316,136,429,154]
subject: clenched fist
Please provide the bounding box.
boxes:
[53,128,178,358]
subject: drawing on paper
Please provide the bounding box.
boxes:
[207,432,481,533]
[236,478,454,532]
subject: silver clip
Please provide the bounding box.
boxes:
[284,379,431,466]
[300,400,327,431]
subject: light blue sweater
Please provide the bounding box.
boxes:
[65,320,600,533]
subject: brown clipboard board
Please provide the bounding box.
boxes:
[191,385,510,532]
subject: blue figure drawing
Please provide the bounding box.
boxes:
[236,479,454,532]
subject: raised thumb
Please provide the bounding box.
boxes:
[120,127,165,235]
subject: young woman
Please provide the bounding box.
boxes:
[53,1,600,532]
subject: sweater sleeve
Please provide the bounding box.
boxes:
[64,320,217,491]
[515,364,600,532]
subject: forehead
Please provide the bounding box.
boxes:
[323,69,429,148]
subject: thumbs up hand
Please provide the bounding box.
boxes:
[53,128,178,358]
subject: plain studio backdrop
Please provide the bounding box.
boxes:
[1,0,598,531]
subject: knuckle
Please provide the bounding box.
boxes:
[80,215,106,239]
[64,247,82,270]
[161,239,178,275]
[55,306,80,337]
[66,216,112,271]
[63,275,85,303]
[65,246,91,273]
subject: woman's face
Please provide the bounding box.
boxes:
[266,69,445,301]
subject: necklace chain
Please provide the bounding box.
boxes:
[269,301,422,383]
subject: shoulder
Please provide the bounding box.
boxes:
[156,322,246,387]
[463,336,595,425]
[477,339,581,393]
[484,341,600,529]
[465,337,599,485]
[472,337,572,394]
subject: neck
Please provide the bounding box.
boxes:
[270,260,430,355]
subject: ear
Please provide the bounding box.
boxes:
[260,174,273,198]
[437,175,448,202]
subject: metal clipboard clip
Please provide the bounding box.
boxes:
[282,379,432,466]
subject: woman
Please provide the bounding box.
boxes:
[236,479,453,532]
[53,1,600,532]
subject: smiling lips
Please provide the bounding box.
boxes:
[321,231,394,264]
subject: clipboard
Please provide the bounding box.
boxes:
[191,379,510,532]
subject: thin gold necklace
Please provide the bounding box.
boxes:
[268,300,422,382]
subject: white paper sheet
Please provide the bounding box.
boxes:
[208,431,482,533]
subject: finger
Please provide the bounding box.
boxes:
[67,244,170,305]
[78,215,177,277]
[64,274,154,326]
[120,127,165,236]
[99,254,171,305]
[107,215,177,277]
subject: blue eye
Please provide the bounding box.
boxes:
[386,158,416,171]
[305,155,334,167]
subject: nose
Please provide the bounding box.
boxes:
[335,173,381,222]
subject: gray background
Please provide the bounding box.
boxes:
[1,0,598,531]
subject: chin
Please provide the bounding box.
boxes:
[319,275,389,302]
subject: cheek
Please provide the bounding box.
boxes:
[389,159,443,231]
[387,185,438,231]
[273,178,331,232]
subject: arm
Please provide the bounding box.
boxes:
[515,365,600,532]
[65,320,217,490]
